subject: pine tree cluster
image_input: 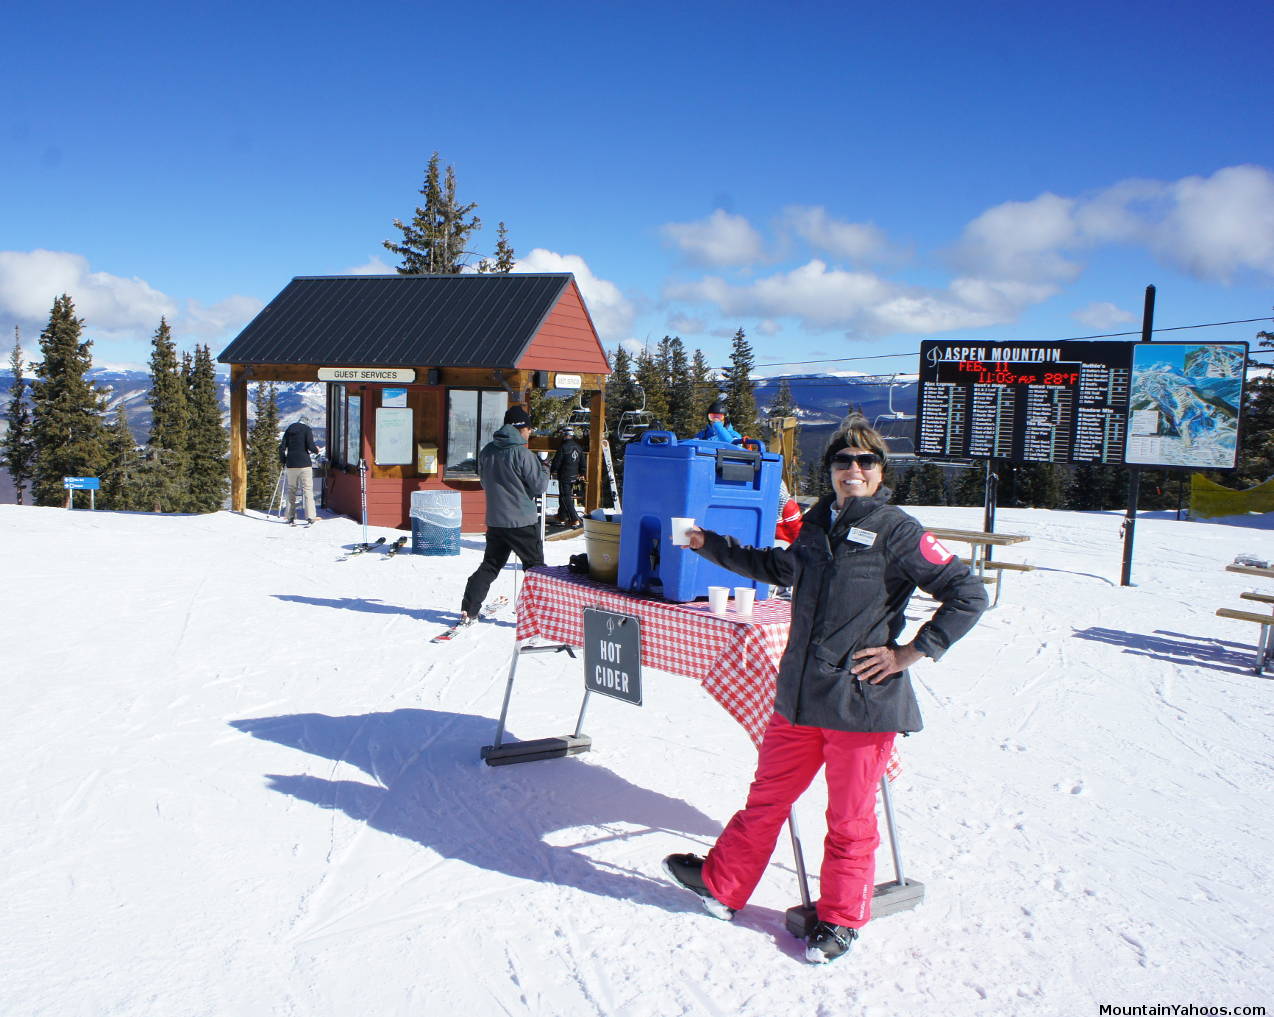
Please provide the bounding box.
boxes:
[6,294,229,513]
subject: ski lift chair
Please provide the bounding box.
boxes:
[614,384,654,445]
[566,395,591,437]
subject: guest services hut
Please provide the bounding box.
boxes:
[217,273,611,530]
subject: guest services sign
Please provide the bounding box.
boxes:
[317,368,416,383]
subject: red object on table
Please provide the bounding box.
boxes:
[516,566,901,780]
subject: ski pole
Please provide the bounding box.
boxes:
[358,458,368,545]
[788,813,812,908]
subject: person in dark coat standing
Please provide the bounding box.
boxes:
[459,405,550,624]
[549,426,584,528]
[279,419,320,525]
[662,415,988,964]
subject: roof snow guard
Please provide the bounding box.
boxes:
[218,273,575,369]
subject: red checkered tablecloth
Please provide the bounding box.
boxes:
[517,566,788,744]
[515,566,903,781]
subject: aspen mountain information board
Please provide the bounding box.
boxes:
[916,340,1247,470]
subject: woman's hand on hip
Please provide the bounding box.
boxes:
[850,643,923,684]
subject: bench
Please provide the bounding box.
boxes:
[956,557,1034,605]
[1215,606,1274,676]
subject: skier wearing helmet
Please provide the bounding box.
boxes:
[549,426,584,528]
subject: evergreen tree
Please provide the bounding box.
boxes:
[633,345,671,431]
[30,294,109,506]
[889,464,913,504]
[604,345,641,438]
[145,317,190,512]
[186,345,228,512]
[665,337,698,438]
[101,402,142,510]
[1013,462,1070,509]
[477,222,516,273]
[910,461,948,505]
[526,387,574,435]
[689,349,718,426]
[952,462,987,506]
[1069,462,1128,510]
[1234,328,1274,487]
[384,153,482,274]
[805,455,833,499]
[246,383,281,511]
[723,327,760,439]
[1,328,35,504]
[767,378,802,492]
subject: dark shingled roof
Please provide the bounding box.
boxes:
[218,273,574,367]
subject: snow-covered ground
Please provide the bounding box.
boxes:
[1,503,1271,1017]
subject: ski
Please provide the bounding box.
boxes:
[383,536,409,558]
[430,596,510,643]
[337,536,386,561]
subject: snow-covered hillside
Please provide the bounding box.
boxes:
[1,504,1270,1016]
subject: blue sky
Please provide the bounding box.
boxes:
[3,0,1272,376]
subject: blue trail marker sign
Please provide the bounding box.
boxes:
[63,476,100,509]
[583,608,642,706]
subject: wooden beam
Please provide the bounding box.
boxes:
[229,365,248,511]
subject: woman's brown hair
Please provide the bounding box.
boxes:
[821,414,890,473]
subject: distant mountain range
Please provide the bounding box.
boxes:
[0,368,918,502]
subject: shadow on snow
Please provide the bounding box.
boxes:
[229,707,732,917]
[1071,626,1262,677]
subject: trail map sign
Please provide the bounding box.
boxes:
[916,340,1247,470]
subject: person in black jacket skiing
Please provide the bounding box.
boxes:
[459,405,550,623]
[278,419,320,525]
[663,416,988,964]
[549,427,584,528]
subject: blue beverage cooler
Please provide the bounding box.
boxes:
[617,432,782,602]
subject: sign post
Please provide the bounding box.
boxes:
[63,476,100,509]
[1121,285,1156,588]
[482,607,642,766]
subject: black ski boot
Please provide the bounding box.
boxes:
[804,921,858,964]
[661,853,734,921]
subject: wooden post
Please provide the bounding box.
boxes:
[229,364,249,512]
[585,389,606,513]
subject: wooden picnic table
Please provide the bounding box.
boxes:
[921,527,1032,608]
[1219,564,1274,675]
[1225,563,1274,580]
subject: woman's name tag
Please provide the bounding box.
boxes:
[846,526,877,546]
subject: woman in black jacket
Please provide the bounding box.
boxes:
[663,417,988,963]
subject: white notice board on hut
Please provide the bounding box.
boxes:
[374,408,413,464]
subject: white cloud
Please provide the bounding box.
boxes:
[951,193,1083,284]
[1072,301,1136,330]
[0,249,262,347]
[660,210,765,267]
[952,165,1274,286]
[780,206,893,263]
[665,259,1039,337]
[343,255,394,275]
[514,248,636,342]
[0,249,176,329]
[667,314,706,335]
[181,295,265,340]
[1153,165,1274,281]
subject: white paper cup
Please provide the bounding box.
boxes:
[733,586,755,617]
[707,585,729,615]
[670,517,695,546]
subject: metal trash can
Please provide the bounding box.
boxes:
[410,490,462,556]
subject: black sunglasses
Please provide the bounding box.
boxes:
[830,452,882,470]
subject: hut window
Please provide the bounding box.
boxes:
[445,389,508,478]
